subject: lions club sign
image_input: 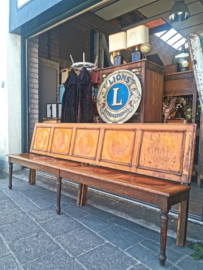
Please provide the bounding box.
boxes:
[97,70,142,123]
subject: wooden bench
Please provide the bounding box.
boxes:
[7,123,196,266]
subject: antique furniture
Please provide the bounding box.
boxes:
[41,118,61,124]
[99,60,164,123]
[7,123,196,267]
[164,70,197,123]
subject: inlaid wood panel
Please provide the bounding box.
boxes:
[101,130,135,166]
[30,123,196,184]
[73,129,100,159]
[50,128,72,155]
[138,131,184,175]
[33,127,51,152]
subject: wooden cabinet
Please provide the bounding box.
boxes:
[164,71,197,123]
[98,60,164,123]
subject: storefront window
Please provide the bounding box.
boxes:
[17,0,31,9]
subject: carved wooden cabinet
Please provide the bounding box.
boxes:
[98,60,164,123]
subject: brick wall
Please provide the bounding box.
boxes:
[28,37,39,144]
[39,12,177,68]
[149,35,178,65]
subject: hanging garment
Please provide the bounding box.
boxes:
[61,69,78,123]
[77,67,94,123]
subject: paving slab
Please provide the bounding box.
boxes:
[0,237,10,257]
[0,255,20,270]
[23,249,83,270]
[18,189,45,200]
[99,225,144,250]
[61,203,89,219]
[0,176,202,270]
[129,264,150,270]
[0,190,9,202]
[9,232,59,264]
[31,196,56,209]
[11,195,40,212]
[1,218,41,243]
[79,214,112,233]
[40,215,83,238]
[56,227,105,257]
[0,208,27,226]
[177,256,203,270]
[61,195,78,206]
[168,266,182,270]
[78,243,136,270]
[141,240,185,264]
[83,204,114,220]
[29,206,65,223]
[0,199,19,213]
[127,243,172,270]
[108,215,144,233]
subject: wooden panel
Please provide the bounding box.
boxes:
[50,128,72,155]
[101,129,135,166]
[164,64,178,75]
[138,131,184,175]
[73,128,100,160]
[164,71,196,96]
[32,127,51,152]
[30,123,196,184]
[144,69,163,123]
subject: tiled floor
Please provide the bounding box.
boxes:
[0,173,203,270]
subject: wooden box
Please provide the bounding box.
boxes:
[98,60,164,123]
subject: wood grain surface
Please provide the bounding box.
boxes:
[29,123,196,184]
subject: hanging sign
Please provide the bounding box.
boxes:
[97,70,142,123]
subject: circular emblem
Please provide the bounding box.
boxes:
[97,70,142,123]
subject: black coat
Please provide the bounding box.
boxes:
[61,69,78,123]
[77,67,93,123]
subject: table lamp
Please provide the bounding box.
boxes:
[127,25,149,62]
[109,31,127,66]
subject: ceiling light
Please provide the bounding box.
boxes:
[169,0,190,22]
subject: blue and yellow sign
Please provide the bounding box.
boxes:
[97,70,142,123]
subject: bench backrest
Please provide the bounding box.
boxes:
[30,123,196,184]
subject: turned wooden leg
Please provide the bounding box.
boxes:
[77,183,88,207]
[9,163,13,190]
[176,191,189,247]
[159,211,169,267]
[56,177,62,215]
[29,169,36,185]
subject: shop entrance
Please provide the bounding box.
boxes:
[25,0,203,223]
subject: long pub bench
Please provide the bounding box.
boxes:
[7,123,196,266]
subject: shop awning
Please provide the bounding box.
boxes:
[10,0,108,36]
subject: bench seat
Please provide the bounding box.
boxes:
[8,153,189,199]
[7,123,197,267]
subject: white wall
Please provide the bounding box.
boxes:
[0,0,22,173]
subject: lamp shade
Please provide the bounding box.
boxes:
[169,0,190,22]
[109,31,127,53]
[127,25,149,49]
